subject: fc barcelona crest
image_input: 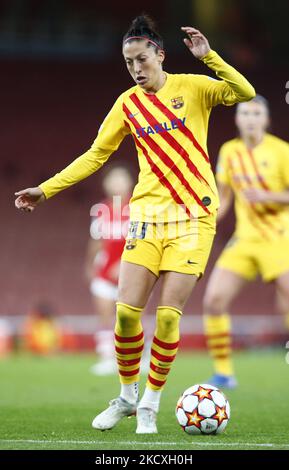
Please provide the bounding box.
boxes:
[171,96,184,109]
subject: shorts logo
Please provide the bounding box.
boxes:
[187,260,197,265]
[125,239,137,250]
[171,96,184,109]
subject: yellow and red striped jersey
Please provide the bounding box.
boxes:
[216,133,289,240]
[39,50,255,222]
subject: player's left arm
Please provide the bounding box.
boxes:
[182,26,256,106]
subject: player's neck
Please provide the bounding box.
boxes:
[144,72,167,94]
[241,132,265,150]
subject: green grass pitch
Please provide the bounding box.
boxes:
[0,350,288,450]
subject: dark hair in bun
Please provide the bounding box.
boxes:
[123,15,164,51]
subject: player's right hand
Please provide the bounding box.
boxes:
[15,187,46,212]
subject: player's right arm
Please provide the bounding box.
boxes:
[85,238,102,282]
[15,95,130,211]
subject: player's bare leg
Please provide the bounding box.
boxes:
[275,271,289,332]
[136,271,198,434]
[117,261,158,307]
[92,261,157,431]
[202,267,248,388]
[90,295,117,376]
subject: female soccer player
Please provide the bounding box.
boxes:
[202,95,289,389]
[15,15,255,433]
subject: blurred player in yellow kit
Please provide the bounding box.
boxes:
[203,95,289,389]
[15,15,255,433]
[23,303,60,355]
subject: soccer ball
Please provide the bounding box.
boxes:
[176,383,230,435]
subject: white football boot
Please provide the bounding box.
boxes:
[92,397,137,431]
[136,407,158,434]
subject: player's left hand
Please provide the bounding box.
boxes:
[181,27,211,59]
[243,188,271,203]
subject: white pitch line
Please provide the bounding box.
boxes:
[0,439,289,448]
[190,441,289,447]
[0,439,177,446]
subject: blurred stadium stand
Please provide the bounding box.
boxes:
[1,0,288,349]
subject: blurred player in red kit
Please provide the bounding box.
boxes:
[85,166,133,374]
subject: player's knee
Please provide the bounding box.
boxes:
[203,290,225,315]
[156,306,181,335]
[116,302,142,330]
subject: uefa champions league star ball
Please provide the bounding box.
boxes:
[176,384,230,435]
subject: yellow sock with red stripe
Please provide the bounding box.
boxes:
[204,313,234,376]
[115,302,144,394]
[139,306,181,412]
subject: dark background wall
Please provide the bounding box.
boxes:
[1,0,288,317]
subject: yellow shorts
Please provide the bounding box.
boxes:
[121,214,216,278]
[217,236,289,282]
